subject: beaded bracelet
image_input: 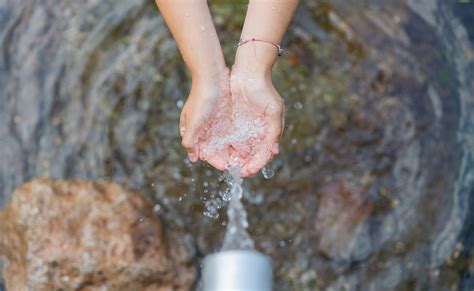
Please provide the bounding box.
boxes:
[237,38,285,56]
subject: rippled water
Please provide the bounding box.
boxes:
[0,0,473,289]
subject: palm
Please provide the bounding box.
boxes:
[229,73,284,176]
[197,71,284,177]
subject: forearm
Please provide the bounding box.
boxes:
[155,0,226,81]
[234,0,299,78]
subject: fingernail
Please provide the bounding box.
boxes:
[189,153,197,162]
[272,143,279,154]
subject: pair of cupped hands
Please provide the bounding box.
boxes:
[179,64,284,177]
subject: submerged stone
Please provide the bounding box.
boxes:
[0,178,195,290]
[315,182,373,261]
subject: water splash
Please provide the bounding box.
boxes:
[221,165,255,251]
[203,199,222,219]
[261,166,275,179]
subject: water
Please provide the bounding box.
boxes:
[199,73,273,173]
[0,0,473,289]
[202,165,255,251]
[261,166,275,179]
[221,166,254,250]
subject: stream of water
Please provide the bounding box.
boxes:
[221,166,254,251]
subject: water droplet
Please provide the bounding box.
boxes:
[176,100,184,108]
[293,101,303,110]
[203,199,221,219]
[262,166,275,179]
[291,138,297,145]
[244,191,264,205]
[203,181,209,187]
[178,196,183,202]
[221,189,232,202]
[203,209,219,219]
[185,12,190,17]
[150,183,155,187]
[200,26,206,31]
[279,240,286,247]
[222,221,227,226]
[153,204,162,213]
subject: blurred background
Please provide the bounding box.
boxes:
[0,0,473,290]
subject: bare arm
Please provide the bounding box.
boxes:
[155,0,226,81]
[155,0,229,164]
[231,0,299,176]
[233,0,299,78]
[154,0,298,174]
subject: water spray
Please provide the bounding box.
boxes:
[202,166,273,291]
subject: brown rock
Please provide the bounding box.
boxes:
[315,182,373,260]
[0,178,195,290]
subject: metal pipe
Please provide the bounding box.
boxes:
[202,250,272,291]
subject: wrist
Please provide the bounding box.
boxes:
[190,66,229,100]
[233,40,278,79]
[191,63,229,84]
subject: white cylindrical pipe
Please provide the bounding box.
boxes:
[202,250,272,291]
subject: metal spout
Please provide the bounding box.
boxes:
[202,250,272,291]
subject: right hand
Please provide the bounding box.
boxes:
[228,69,285,177]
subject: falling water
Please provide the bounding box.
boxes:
[1,0,473,289]
[221,165,254,250]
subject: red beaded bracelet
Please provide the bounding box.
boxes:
[237,38,285,56]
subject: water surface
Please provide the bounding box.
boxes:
[0,0,473,289]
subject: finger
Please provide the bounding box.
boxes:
[205,151,229,171]
[281,106,286,138]
[242,150,271,178]
[182,125,198,161]
[206,155,227,171]
[267,111,284,155]
[179,111,186,137]
[228,145,250,164]
[188,142,200,163]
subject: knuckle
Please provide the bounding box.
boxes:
[181,139,193,150]
[267,102,283,115]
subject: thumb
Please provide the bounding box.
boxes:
[181,124,199,162]
[267,104,284,155]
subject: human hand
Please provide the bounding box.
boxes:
[194,66,284,177]
[228,69,284,177]
[180,51,284,177]
[179,67,231,170]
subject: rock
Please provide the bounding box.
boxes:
[315,182,373,261]
[0,178,195,290]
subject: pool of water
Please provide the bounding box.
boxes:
[0,0,473,289]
